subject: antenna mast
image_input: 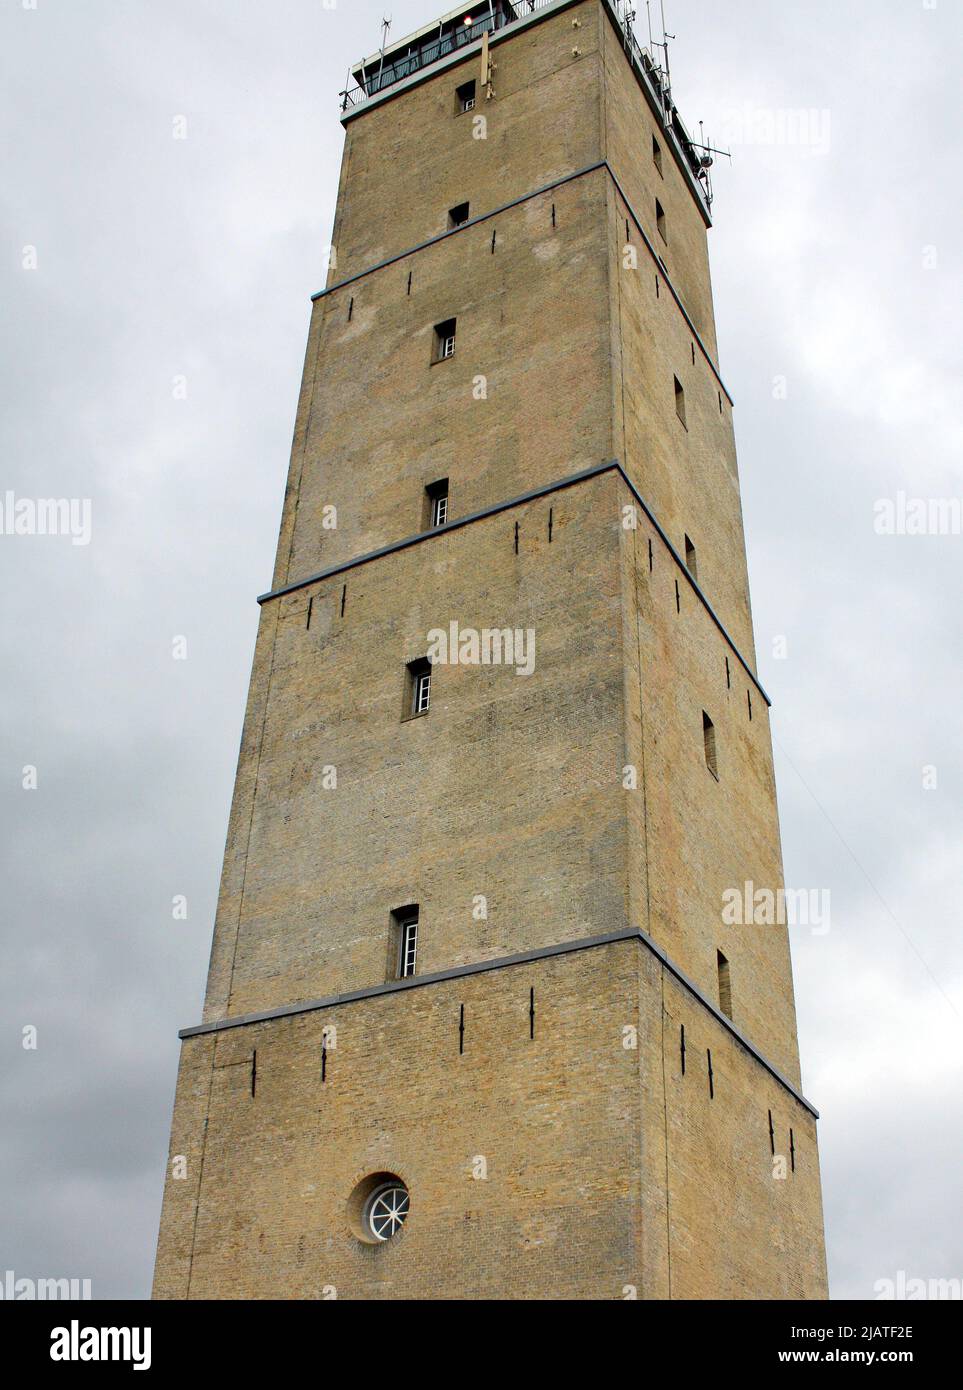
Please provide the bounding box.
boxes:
[658,0,675,113]
[376,15,392,87]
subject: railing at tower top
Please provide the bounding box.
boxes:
[340,4,519,112]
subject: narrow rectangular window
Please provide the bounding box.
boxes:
[717,950,732,1019]
[425,478,449,529]
[656,198,667,243]
[392,906,419,979]
[448,201,470,229]
[674,376,687,427]
[404,657,432,718]
[652,134,663,175]
[455,79,476,113]
[413,668,431,714]
[684,534,698,581]
[703,710,718,778]
[433,318,456,362]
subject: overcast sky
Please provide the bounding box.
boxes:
[1,0,960,1301]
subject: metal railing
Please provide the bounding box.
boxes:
[341,9,514,113]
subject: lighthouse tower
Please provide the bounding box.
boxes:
[154,0,828,1300]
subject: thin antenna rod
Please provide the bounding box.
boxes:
[376,15,392,87]
[659,0,673,101]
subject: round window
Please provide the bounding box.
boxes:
[362,1181,410,1242]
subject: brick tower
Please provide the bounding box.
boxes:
[154,0,828,1300]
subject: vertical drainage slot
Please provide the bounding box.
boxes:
[680,1023,686,1075]
[459,1003,465,1055]
[306,596,313,631]
[707,1048,714,1099]
[340,583,347,618]
[529,987,535,1040]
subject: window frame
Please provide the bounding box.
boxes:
[432,318,457,364]
[425,477,450,530]
[392,907,419,979]
[702,710,718,779]
[674,375,687,428]
[684,534,698,581]
[403,657,432,720]
[455,79,476,114]
[656,197,667,243]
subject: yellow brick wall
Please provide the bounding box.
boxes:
[207,472,631,1021]
[154,939,825,1299]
